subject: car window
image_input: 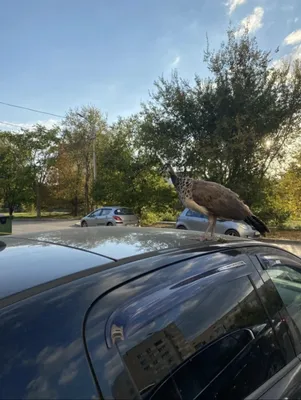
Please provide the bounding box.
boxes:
[114,208,134,215]
[150,330,253,400]
[101,209,112,216]
[257,250,301,348]
[113,274,284,400]
[89,209,101,217]
[186,210,206,218]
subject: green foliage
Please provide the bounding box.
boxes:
[0,132,34,214]
[139,28,301,207]
[22,125,61,217]
[92,117,178,216]
[159,210,178,222]
[140,211,160,226]
[62,106,108,214]
[271,150,301,224]
[250,177,291,226]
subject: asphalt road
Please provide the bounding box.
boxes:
[11,219,80,235]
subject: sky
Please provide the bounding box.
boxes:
[0,0,300,131]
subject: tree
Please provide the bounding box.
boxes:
[275,150,301,221]
[139,28,301,210]
[49,144,85,216]
[92,117,178,217]
[22,125,60,217]
[63,106,107,214]
[0,132,33,215]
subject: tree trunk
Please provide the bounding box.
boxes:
[84,156,90,215]
[8,206,14,216]
[36,182,41,218]
[85,179,89,215]
[72,196,78,217]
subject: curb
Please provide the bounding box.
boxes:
[12,218,81,222]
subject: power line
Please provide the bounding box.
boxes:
[0,101,64,118]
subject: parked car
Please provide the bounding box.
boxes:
[176,208,260,238]
[80,206,139,227]
[1,227,301,399]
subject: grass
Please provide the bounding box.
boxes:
[1,211,77,220]
[266,230,301,241]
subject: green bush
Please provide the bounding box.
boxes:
[254,206,291,228]
[159,210,178,222]
[140,211,160,226]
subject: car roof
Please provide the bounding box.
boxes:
[5,226,251,259]
[0,227,263,305]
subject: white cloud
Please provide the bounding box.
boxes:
[171,55,181,67]
[0,118,60,131]
[271,44,301,70]
[236,7,264,36]
[291,44,301,61]
[226,0,247,15]
[294,18,299,23]
[284,30,301,46]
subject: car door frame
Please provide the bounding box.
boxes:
[243,245,301,399]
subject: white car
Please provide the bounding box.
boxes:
[80,206,139,227]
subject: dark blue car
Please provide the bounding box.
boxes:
[1,227,301,399]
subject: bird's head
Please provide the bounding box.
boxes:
[159,162,175,178]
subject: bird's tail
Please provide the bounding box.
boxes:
[244,215,270,236]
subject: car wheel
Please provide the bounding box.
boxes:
[225,229,240,236]
[107,222,113,226]
[177,225,187,230]
[81,221,88,227]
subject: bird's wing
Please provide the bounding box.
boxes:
[192,180,251,220]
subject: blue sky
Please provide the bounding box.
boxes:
[0,0,300,130]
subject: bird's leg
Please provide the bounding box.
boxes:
[200,215,216,241]
[209,216,217,239]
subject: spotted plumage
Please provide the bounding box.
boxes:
[160,162,269,240]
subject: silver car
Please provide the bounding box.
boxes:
[81,206,139,227]
[176,208,260,238]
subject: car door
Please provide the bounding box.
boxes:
[185,210,208,231]
[86,209,102,226]
[215,218,228,234]
[84,249,297,400]
[95,209,111,225]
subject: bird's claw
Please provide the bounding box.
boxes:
[199,234,215,241]
[199,234,227,242]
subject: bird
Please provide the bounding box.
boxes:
[159,162,269,240]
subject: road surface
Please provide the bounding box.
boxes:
[11,219,80,235]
